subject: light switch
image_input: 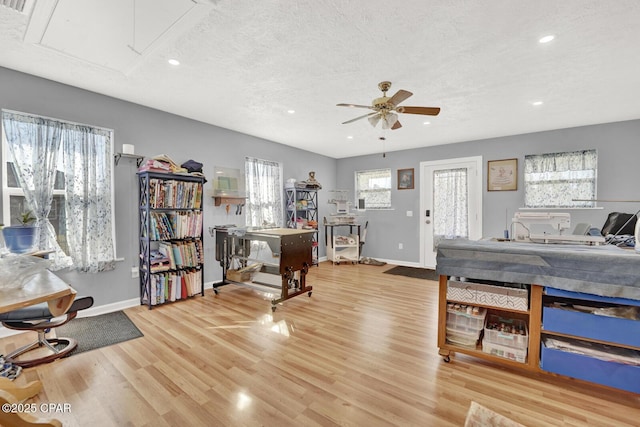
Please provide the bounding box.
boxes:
[406,211,413,217]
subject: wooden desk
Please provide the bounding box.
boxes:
[0,270,76,316]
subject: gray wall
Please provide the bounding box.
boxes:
[3,65,638,307]
[0,66,336,306]
[337,119,640,263]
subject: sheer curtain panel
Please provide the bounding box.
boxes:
[245,157,283,228]
[524,150,597,208]
[62,124,115,272]
[2,112,71,269]
[433,167,469,250]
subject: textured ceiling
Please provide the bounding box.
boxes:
[1,0,640,159]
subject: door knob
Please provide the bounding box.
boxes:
[426,220,431,224]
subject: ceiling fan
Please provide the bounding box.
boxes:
[337,81,440,130]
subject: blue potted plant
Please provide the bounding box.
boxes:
[2,210,39,254]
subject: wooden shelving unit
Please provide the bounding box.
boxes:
[437,275,542,370]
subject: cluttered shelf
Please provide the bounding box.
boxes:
[137,166,206,309]
[436,239,640,394]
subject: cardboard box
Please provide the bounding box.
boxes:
[227,269,252,282]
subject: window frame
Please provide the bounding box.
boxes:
[1,109,117,260]
[244,156,284,228]
[523,149,598,209]
[354,168,392,210]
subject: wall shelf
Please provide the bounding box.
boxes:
[213,196,246,206]
[114,153,144,167]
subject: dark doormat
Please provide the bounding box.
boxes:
[383,266,440,281]
[56,310,143,357]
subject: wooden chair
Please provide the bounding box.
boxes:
[0,296,93,368]
[0,383,62,426]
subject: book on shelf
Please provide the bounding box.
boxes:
[147,178,203,209]
[144,268,202,305]
[149,211,202,240]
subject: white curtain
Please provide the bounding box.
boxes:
[245,157,283,228]
[2,111,115,272]
[524,150,597,208]
[2,112,72,269]
[433,168,468,250]
[62,123,115,272]
[355,169,391,209]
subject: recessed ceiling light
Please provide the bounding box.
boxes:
[539,35,555,44]
[347,136,353,139]
[423,121,431,125]
[287,110,295,114]
[168,59,180,66]
[532,101,544,106]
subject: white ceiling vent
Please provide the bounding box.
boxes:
[0,0,26,13]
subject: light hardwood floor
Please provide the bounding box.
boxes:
[2,263,640,426]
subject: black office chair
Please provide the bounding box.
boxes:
[0,296,93,368]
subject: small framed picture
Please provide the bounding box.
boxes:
[488,158,517,191]
[397,168,414,190]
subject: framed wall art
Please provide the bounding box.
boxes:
[398,168,414,190]
[488,158,517,191]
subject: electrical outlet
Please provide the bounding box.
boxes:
[398,243,403,250]
[131,267,139,278]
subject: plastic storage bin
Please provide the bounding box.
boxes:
[540,337,640,394]
[446,327,481,348]
[542,289,640,348]
[483,314,529,350]
[446,305,487,334]
[482,341,527,363]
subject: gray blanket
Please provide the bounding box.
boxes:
[436,239,640,301]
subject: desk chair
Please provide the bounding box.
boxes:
[0,296,93,368]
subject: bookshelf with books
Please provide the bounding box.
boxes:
[138,171,205,308]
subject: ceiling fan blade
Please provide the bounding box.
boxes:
[387,89,413,106]
[397,106,441,116]
[337,103,374,109]
[368,113,382,127]
[391,120,402,130]
[342,111,378,124]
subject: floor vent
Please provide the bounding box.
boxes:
[1,0,26,13]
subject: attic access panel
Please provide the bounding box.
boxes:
[33,0,199,72]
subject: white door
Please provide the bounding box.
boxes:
[420,157,483,268]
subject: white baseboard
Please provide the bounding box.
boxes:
[0,297,141,339]
[375,259,422,268]
[76,297,140,318]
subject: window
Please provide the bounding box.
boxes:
[2,110,116,272]
[244,157,283,227]
[524,149,597,208]
[355,168,392,209]
[433,168,469,245]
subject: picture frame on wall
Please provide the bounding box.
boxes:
[488,158,517,191]
[398,168,414,190]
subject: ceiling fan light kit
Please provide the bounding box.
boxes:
[338,81,440,130]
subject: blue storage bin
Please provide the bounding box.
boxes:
[543,305,640,348]
[545,287,640,307]
[540,339,640,394]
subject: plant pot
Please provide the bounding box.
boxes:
[2,225,39,254]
